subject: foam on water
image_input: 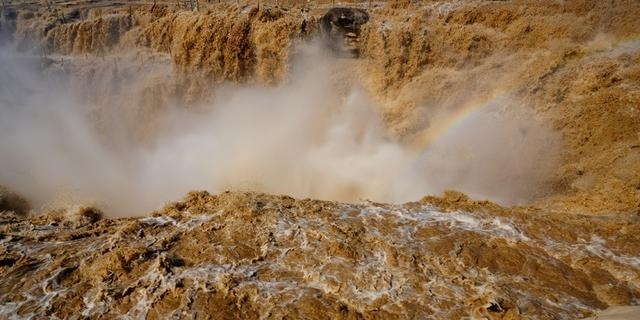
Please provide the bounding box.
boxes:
[2,202,638,319]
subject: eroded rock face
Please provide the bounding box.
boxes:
[0,191,638,319]
[0,7,17,44]
[320,7,370,57]
[0,186,29,216]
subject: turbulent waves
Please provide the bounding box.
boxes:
[1,1,640,319]
[1,192,639,319]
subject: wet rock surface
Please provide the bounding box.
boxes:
[0,186,30,217]
[320,7,369,56]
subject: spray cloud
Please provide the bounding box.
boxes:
[0,42,561,216]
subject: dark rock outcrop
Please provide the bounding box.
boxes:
[320,7,369,57]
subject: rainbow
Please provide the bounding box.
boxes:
[408,36,640,154]
[408,92,507,153]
